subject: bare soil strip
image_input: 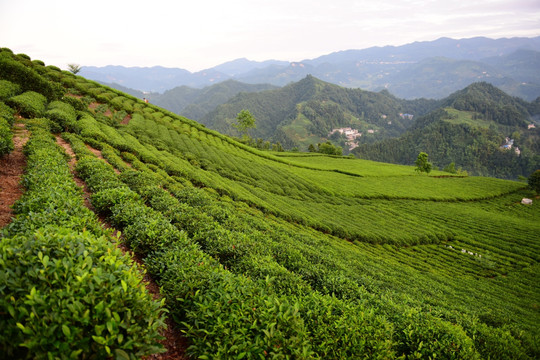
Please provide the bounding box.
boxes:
[0,121,29,228]
[55,136,189,359]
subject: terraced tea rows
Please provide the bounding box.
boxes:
[1,48,539,359]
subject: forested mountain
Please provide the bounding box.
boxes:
[80,36,540,100]
[200,75,438,149]
[353,82,540,178]
[149,80,278,120]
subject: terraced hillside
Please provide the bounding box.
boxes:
[1,48,539,359]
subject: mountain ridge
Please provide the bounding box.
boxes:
[79,36,540,100]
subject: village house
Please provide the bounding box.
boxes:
[399,113,414,120]
[501,137,514,150]
[528,124,536,129]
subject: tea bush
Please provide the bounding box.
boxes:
[0,101,15,125]
[6,91,47,118]
[0,124,166,358]
[45,100,78,132]
[0,51,60,100]
[0,116,13,155]
[0,228,166,359]
[0,79,21,100]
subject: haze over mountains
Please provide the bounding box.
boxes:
[81,36,540,100]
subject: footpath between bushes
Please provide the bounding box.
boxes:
[54,135,189,360]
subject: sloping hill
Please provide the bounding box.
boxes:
[201,75,438,149]
[1,48,540,359]
[151,79,278,120]
[353,82,540,178]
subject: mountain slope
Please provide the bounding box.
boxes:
[152,80,277,120]
[1,48,539,359]
[353,82,540,178]
[201,75,438,149]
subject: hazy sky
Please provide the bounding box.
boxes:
[1,0,539,72]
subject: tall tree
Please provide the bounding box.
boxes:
[415,152,432,174]
[233,109,256,139]
[528,169,540,194]
[67,63,81,74]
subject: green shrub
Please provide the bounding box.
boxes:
[0,227,166,359]
[0,52,60,100]
[299,293,395,359]
[0,117,13,155]
[62,95,87,111]
[393,309,478,359]
[0,101,15,126]
[6,91,47,118]
[0,79,21,100]
[45,100,78,132]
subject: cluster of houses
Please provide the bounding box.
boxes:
[329,127,379,151]
[329,127,363,151]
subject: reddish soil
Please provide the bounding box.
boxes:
[0,121,29,227]
[121,114,132,125]
[86,143,104,158]
[55,137,189,359]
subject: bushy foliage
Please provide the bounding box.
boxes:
[0,79,21,100]
[0,228,166,359]
[0,101,15,126]
[6,91,47,118]
[0,51,61,100]
[0,117,13,155]
[528,169,540,194]
[0,124,166,358]
[45,100,79,132]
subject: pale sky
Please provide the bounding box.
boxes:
[1,0,539,72]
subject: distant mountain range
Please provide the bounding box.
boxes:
[80,36,540,100]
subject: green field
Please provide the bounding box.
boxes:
[1,48,539,359]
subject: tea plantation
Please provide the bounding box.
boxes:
[1,48,539,359]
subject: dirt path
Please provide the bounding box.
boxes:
[0,121,29,228]
[55,135,189,359]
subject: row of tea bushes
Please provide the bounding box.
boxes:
[0,124,166,359]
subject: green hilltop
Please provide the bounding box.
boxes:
[353,82,540,178]
[1,48,539,359]
[200,75,438,148]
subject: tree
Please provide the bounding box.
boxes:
[415,152,432,174]
[233,109,256,139]
[308,144,317,152]
[67,63,81,74]
[443,162,457,174]
[318,141,343,156]
[528,169,540,194]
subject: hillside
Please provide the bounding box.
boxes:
[353,82,540,178]
[201,75,438,150]
[1,48,540,359]
[80,36,540,100]
[151,80,278,120]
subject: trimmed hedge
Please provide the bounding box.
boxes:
[6,91,47,118]
[0,117,13,156]
[0,79,21,100]
[0,125,166,358]
[0,51,61,100]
